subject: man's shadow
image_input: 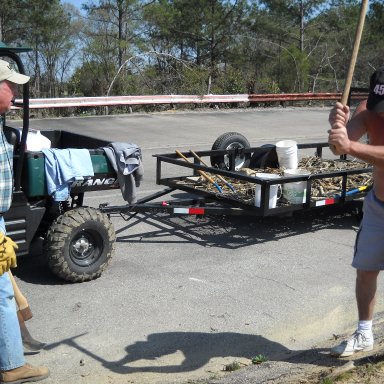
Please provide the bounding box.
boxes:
[48,331,345,374]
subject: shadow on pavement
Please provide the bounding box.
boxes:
[43,331,346,375]
[13,201,361,284]
[115,202,361,249]
[13,237,67,285]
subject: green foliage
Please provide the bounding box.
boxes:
[251,354,268,364]
[212,67,248,94]
[2,0,383,103]
[223,361,241,371]
[68,60,116,96]
[320,378,334,384]
[248,76,280,94]
[178,67,211,95]
[278,44,310,92]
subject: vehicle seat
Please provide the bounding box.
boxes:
[3,125,20,152]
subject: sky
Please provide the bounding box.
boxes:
[63,0,84,9]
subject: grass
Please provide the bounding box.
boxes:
[251,354,268,364]
[223,361,242,371]
[319,359,384,384]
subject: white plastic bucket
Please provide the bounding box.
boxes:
[275,140,298,169]
[283,168,311,204]
[21,129,51,151]
[254,173,281,208]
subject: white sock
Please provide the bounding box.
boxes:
[358,320,373,336]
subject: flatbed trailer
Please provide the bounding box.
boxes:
[100,141,372,219]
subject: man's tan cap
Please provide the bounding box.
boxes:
[0,59,30,84]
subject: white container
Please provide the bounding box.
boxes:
[275,140,298,169]
[17,129,51,151]
[283,168,311,204]
[254,173,281,208]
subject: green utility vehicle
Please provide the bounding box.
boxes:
[1,43,118,282]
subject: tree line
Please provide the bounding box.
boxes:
[1,0,383,108]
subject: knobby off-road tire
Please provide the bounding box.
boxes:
[44,207,116,283]
[210,132,251,171]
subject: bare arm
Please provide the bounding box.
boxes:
[348,100,369,141]
[348,140,384,167]
[328,102,367,154]
[329,102,384,166]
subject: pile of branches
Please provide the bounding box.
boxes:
[298,156,372,198]
[177,156,373,204]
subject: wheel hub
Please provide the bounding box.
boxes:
[72,235,93,256]
[225,142,246,170]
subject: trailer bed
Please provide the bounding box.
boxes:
[152,142,372,216]
[100,142,372,218]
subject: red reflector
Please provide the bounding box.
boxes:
[189,208,205,215]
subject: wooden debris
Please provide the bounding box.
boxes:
[176,156,373,205]
[325,361,355,380]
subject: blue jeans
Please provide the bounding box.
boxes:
[0,216,24,370]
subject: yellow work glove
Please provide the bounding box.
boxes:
[0,234,18,276]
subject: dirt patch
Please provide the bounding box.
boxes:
[251,348,384,384]
[26,312,384,384]
[209,326,384,384]
[26,330,384,384]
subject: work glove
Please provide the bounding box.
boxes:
[0,233,18,276]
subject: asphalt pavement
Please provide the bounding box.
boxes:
[11,107,384,384]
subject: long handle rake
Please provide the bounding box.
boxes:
[189,150,236,192]
[175,150,223,193]
[330,0,369,153]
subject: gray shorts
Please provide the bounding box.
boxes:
[353,190,384,270]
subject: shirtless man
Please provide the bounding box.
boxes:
[328,66,384,357]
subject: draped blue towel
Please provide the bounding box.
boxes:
[42,148,94,201]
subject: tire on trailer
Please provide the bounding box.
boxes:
[210,132,251,171]
[44,207,116,283]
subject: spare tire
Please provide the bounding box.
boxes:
[249,144,279,169]
[210,132,251,171]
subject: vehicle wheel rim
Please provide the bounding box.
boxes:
[224,142,246,170]
[70,229,103,267]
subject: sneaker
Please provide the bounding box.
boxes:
[0,363,49,383]
[330,330,374,357]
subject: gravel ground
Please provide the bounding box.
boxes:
[208,311,384,384]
